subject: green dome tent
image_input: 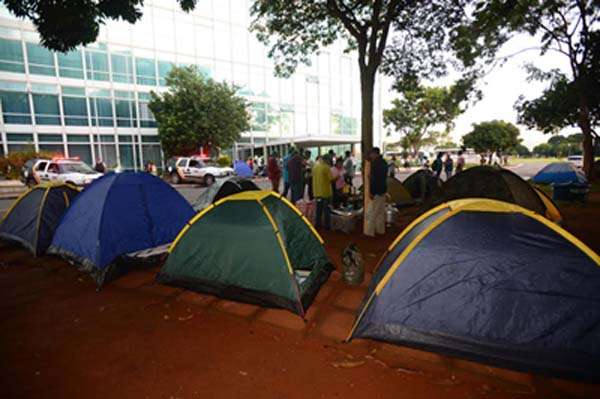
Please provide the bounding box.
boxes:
[402,169,442,201]
[193,176,259,210]
[0,182,79,256]
[386,177,415,207]
[158,191,333,317]
[425,166,561,223]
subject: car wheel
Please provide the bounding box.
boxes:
[204,174,215,186]
[170,173,181,184]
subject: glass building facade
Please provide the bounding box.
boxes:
[0,0,385,169]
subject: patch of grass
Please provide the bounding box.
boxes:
[513,157,564,164]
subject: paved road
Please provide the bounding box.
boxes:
[0,162,550,215]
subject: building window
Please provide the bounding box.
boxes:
[85,49,110,81]
[158,60,174,86]
[38,144,64,156]
[93,135,118,168]
[0,38,25,73]
[37,134,63,142]
[26,43,56,76]
[38,133,64,156]
[62,87,89,126]
[32,93,61,125]
[115,91,137,127]
[0,90,31,124]
[137,93,156,127]
[135,58,157,86]
[142,144,162,169]
[111,53,134,83]
[89,95,114,127]
[118,144,135,170]
[57,49,84,79]
[67,144,93,165]
[7,133,34,142]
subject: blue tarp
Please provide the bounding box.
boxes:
[532,162,588,185]
[352,211,600,381]
[234,160,253,178]
[49,172,194,276]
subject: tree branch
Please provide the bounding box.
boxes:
[326,0,363,40]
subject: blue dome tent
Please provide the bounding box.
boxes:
[0,183,79,256]
[49,172,194,285]
[532,162,588,185]
[348,199,600,381]
[234,160,253,178]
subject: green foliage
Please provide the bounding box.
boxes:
[532,133,586,157]
[462,120,522,153]
[516,66,600,135]
[250,0,478,162]
[148,66,250,158]
[216,156,232,167]
[0,148,54,179]
[512,144,531,157]
[460,0,600,177]
[2,0,196,51]
[384,82,474,155]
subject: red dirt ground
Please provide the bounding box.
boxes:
[1,195,599,399]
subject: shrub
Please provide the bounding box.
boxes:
[216,155,232,167]
[0,149,55,180]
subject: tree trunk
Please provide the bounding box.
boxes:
[578,96,594,181]
[360,67,376,235]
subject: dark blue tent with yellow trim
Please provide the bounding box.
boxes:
[348,199,600,381]
[0,183,79,256]
[48,172,194,285]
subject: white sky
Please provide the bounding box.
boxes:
[446,34,574,149]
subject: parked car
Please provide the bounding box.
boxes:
[166,156,234,185]
[567,155,583,169]
[21,158,103,187]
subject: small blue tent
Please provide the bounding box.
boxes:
[234,160,253,178]
[349,199,600,381]
[532,162,588,185]
[49,172,194,285]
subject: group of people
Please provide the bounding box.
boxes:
[265,147,388,237]
[431,151,466,180]
[266,148,359,230]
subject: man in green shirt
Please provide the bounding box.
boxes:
[312,155,334,230]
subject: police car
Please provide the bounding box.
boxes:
[166,156,234,185]
[21,157,103,187]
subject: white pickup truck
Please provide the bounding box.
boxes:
[166,156,233,185]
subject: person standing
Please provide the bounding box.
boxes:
[455,150,465,174]
[444,152,454,180]
[343,150,354,187]
[303,150,314,200]
[267,152,281,193]
[432,152,443,178]
[94,158,107,174]
[330,158,346,208]
[312,155,334,230]
[288,149,304,203]
[327,149,336,165]
[282,151,291,197]
[365,147,388,237]
[388,155,399,178]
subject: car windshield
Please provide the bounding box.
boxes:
[58,162,95,174]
